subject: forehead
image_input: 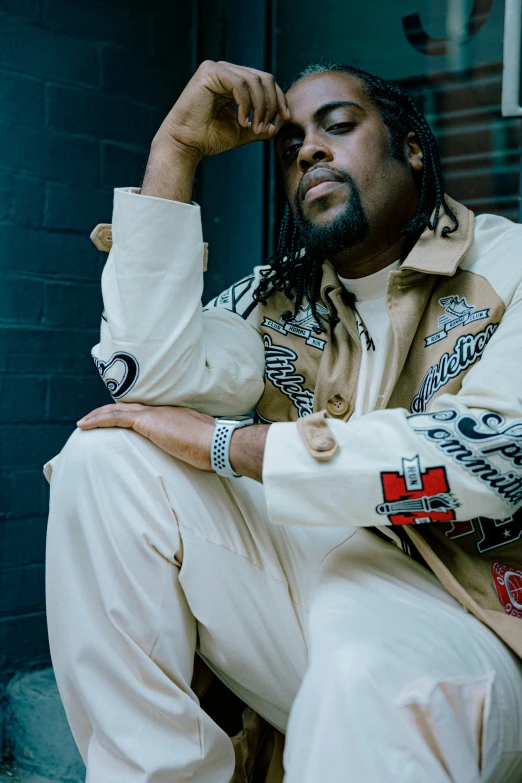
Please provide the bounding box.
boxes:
[284,71,373,121]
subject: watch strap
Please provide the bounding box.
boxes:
[211,421,249,478]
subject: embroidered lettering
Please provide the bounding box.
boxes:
[409,409,522,507]
[425,295,490,346]
[412,324,499,413]
[263,335,314,417]
[261,301,328,351]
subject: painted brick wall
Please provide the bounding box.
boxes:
[0,0,195,678]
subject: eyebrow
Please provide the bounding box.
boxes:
[274,100,364,144]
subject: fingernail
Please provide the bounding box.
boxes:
[77,417,86,425]
[257,122,264,134]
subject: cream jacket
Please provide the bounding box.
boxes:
[92,188,522,659]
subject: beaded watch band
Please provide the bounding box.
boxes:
[210,416,253,478]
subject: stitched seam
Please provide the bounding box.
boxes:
[147,555,173,659]
[303,530,359,609]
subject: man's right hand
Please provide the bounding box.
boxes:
[158,60,290,160]
[141,61,289,202]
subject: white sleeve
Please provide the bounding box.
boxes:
[263,280,522,528]
[91,188,266,416]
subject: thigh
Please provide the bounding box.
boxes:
[173,472,358,732]
[306,528,522,780]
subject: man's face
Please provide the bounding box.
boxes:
[274,72,421,261]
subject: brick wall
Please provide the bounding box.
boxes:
[0,0,195,678]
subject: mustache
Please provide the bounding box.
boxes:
[292,166,370,258]
[293,164,353,209]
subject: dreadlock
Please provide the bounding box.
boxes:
[252,63,459,333]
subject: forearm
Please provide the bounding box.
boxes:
[230,424,270,483]
[141,134,201,203]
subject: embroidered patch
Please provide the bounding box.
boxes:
[92,351,139,399]
[412,323,499,412]
[376,455,459,526]
[457,412,522,468]
[444,515,522,553]
[205,275,257,319]
[262,302,328,351]
[263,334,314,417]
[492,562,522,619]
[425,296,490,347]
[409,409,522,507]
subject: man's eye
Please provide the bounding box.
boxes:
[281,143,302,159]
[328,122,356,132]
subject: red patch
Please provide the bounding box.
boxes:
[492,562,522,619]
[377,457,458,526]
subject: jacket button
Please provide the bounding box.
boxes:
[90,223,113,252]
[310,434,335,452]
[327,394,349,417]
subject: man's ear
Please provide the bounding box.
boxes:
[405,131,423,172]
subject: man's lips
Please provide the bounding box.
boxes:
[301,168,346,201]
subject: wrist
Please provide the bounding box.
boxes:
[142,134,202,201]
[229,424,269,483]
[150,132,203,169]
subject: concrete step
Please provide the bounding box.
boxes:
[3,669,85,783]
[0,760,60,782]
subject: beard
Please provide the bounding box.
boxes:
[293,167,370,259]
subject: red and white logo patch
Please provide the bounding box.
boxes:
[376,456,459,526]
[492,562,522,619]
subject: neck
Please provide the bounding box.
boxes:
[329,233,408,279]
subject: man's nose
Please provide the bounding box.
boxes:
[298,136,333,171]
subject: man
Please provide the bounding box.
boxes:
[45,60,522,782]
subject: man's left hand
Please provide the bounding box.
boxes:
[77,404,216,471]
[77,404,269,482]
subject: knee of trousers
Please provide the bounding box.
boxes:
[48,426,184,564]
[54,426,142,480]
[48,427,173,525]
[61,423,179,472]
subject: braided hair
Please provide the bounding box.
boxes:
[252,63,459,333]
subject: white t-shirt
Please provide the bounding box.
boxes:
[338,260,408,550]
[337,260,400,418]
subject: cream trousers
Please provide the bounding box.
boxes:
[45,427,522,783]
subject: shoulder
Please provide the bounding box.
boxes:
[203,265,269,322]
[460,212,522,305]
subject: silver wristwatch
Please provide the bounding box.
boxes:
[210,415,254,478]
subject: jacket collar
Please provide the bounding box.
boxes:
[399,195,474,276]
[320,195,474,300]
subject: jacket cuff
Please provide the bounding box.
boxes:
[263,419,340,526]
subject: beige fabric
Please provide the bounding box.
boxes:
[258,198,522,659]
[46,427,522,781]
[90,223,112,251]
[91,190,522,658]
[91,223,209,270]
[296,410,339,460]
[85,188,522,779]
